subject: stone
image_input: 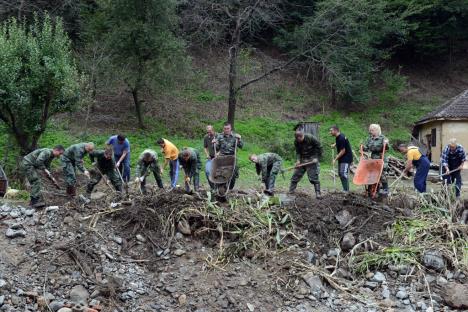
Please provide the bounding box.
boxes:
[302,273,322,296]
[49,300,65,311]
[90,192,106,200]
[0,295,4,306]
[9,209,21,218]
[442,282,468,309]
[69,285,89,304]
[136,234,146,243]
[396,289,408,300]
[57,308,73,312]
[5,228,26,238]
[327,248,340,258]
[173,249,186,256]
[0,279,6,288]
[178,294,187,305]
[335,210,353,227]
[45,206,59,212]
[165,286,177,293]
[371,272,386,283]
[381,286,390,299]
[247,303,255,311]
[24,209,34,217]
[177,220,191,235]
[340,232,356,251]
[364,282,378,290]
[422,250,446,272]
[306,251,317,264]
[63,216,73,225]
[112,236,123,245]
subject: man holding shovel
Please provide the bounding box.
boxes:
[61,142,94,197]
[179,147,202,194]
[329,125,353,192]
[397,143,430,193]
[134,149,164,194]
[86,148,122,198]
[249,153,282,196]
[441,138,466,198]
[289,130,323,199]
[21,145,65,208]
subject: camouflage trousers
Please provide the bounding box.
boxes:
[61,156,77,187]
[21,164,42,201]
[289,161,320,192]
[140,163,164,194]
[263,160,282,191]
[86,168,122,194]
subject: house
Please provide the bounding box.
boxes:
[413,90,468,162]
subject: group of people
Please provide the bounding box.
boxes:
[20,121,466,208]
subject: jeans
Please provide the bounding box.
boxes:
[205,159,214,189]
[169,159,179,188]
[115,155,130,182]
[413,156,430,193]
[338,162,350,191]
[444,170,462,197]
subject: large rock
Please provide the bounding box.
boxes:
[302,272,323,296]
[335,210,353,227]
[442,282,468,309]
[69,285,89,304]
[422,250,446,272]
[5,229,26,238]
[90,191,106,200]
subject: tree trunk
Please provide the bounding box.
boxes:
[131,88,145,129]
[227,45,238,128]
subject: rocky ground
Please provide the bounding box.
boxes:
[0,179,467,312]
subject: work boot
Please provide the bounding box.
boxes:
[314,183,322,199]
[264,189,274,196]
[66,185,76,198]
[30,197,45,209]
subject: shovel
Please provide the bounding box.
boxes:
[281,159,318,173]
[45,170,61,190]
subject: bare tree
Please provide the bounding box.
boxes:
[180,0,291,127]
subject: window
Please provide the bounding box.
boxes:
[431,128,436,147]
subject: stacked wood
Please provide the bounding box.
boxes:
[387,156,407,178]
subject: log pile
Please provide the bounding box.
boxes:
[387,156,407,178]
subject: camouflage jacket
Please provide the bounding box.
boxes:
[89,151,115,173]
[135,149,159,177]
[215,132,243,156]
[178,148,201,177]
[257,153,282,182]
[295,134,322,161]
[22,148,54,170]
[363,135,389,162]
[63,143,88,172]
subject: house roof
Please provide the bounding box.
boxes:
[415,89,468,126]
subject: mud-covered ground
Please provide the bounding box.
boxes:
[0,176,467,312]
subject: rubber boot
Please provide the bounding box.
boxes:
[380,182,389,197]
[314,183,322,199]
[67,185,76,198]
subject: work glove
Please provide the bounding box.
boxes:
[44,169,51,176]
[116,161,121,168]
[235,134,241,139]
[84,170,90,179]
[185,176,191,183]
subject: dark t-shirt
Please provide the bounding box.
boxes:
[203,134,216,159]
[336,133,353,164]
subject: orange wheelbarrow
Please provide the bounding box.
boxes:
[353,143,386,198]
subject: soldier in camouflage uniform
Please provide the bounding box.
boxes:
[134,149,164,194]
[249,153,283,196]
[86,148,122,197]
[363,124,389,194]
[21,145,65,207]
[289,130,323,199]
[214,122,244,190]
[179,147,202,193]
[61,142,95,197]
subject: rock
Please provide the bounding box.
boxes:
[9,209,21,218]
[69,285,89,304]
[381,298,397,308]
[165,286,177,294]
[436,276,448,285]
[5,228,26,238]
[177,220,191,235]
[136,234,146,243]
[0,295,4,306]
[306,251,317,264]
[335,210,353,227]
[371,272,386,283]
[173,249,186,256]
[422,250,446,272]
[178,294,187,305]
[45,206,59,212]
[24,209,34,217]
[442,282,468,309]
[90,192,106,200]
[302,273,322,296]
[63,216,73,225]
[0,279,6,288]
[364,282,378,290]
[112,236,123,245]
[1,204,12,212]
[246,303,255,311]
[381,286,390,299]
[340,232,356,251]
[11,295,20,305]
[327,248,340,258]
[49,300,65,311]
[396,289,408,300]
[57,308,73,312]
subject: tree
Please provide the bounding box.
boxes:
[90,0,187,129]
[0,16,80,155]
[180,0,290,128]
[279,0,407,104]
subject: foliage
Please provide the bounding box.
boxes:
[278,0,408,104]
[0,15,80,155]
[85,0,188,128]
[388,0,468,58]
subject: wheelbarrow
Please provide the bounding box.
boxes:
[209,154,236,200]
[353,143,386,198]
